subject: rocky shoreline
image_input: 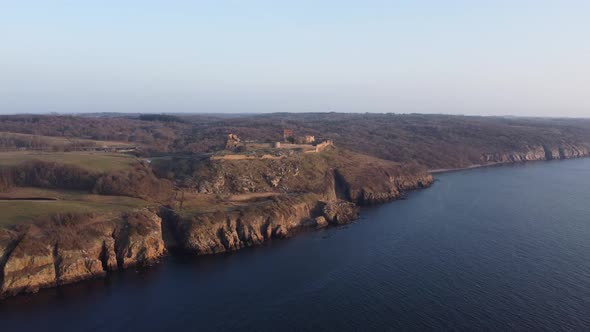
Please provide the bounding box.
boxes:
[0,172,432,299]
[1,143,589,299]
[430,144,590,173]
[0,211,166,298]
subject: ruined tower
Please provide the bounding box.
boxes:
[283,129,294,142]
[225,133,241,150]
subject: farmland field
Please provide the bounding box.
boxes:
[0,131,133,147]
[0,151,137,172]
[0,187,148,225]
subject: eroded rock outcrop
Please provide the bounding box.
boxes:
[167,194,322,255]
[331,166,433,205]
[1,225,56,296]
[481,144,590,164]
[114,211,166,268]
[164,194,364,255]
[53,218,117,285]
[0,148,435,299]
[0,229,18,267]
[0,209,166,298]
[322,201,359,225]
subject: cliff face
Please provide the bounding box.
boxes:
[164,195,359,255]
[114,212,166,269]
[332,167,433,204]
[189,146,434,203]
[0,147,433,298]
[1,226,56,296]
[322,200,359,224]
[481,144,590,164]
[0,210,165,298]
[156,149,433,257]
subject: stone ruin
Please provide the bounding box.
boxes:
[295,135,315,144]
[225,133,241,150]
[315,140,334,152]
[284,128,316,145]
[283,129,294,142]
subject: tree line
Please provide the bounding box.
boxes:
[0,160,173,202]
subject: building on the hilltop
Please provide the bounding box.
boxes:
[283,129,294,142]
[225,133,241,150]
[315,139,334,152]
[294,135,316,145]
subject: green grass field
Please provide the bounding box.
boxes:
[0,187,148,226]
[0,151,137,172]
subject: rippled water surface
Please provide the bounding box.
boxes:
[3,158,590,331]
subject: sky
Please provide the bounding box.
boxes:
[1,0,589,116]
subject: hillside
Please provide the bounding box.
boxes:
[2,113,590,169]
[1,112,590,299]
[0,141,432,297]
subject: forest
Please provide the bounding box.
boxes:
[1,113,590,169]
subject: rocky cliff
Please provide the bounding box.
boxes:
[0,210,165,298]
[330,165,433,204]
[163,194,359,255]
[481,144,590,164]
[6,139,588,298]
[0,147,434,298]
[188,146,434,202]
[0,196,364,298]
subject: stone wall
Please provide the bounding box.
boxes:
[315,140,334,152]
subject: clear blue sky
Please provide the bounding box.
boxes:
[1,0,589,116]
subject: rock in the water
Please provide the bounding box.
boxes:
[313,216,329,228]
[273,225,289,238]
[322,200,359,225]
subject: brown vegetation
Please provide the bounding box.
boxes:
[2,112,590,298]
[0,160,97,192]
[2,113,590,169]
[93,164,174,201]
[0,159,173,202]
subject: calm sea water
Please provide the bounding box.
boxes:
[2,158,590,331]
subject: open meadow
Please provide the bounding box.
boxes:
[0,151,138,172]
[0,187,148,226]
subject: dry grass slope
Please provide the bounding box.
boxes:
[0,187,147,226]
[0,151,137,173]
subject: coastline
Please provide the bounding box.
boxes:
[5,156,590,331]
[429,162,501,174]
[0,157,433,300]
[429,153,590,175]
[3,149,590,300]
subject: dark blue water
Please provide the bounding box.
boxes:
[3,158,590,331]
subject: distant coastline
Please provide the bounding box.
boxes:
[429,162,500,174]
